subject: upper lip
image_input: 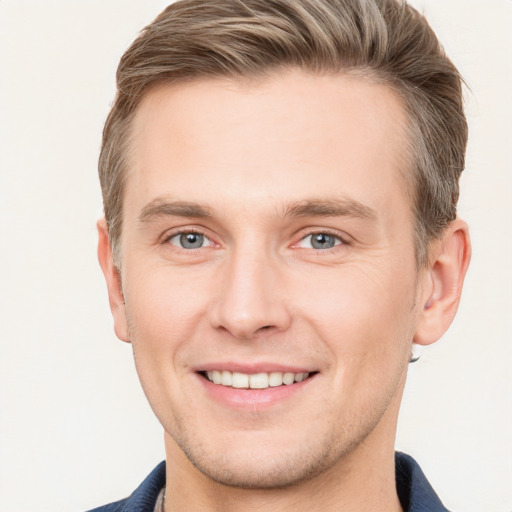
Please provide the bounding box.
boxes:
[194,362,315,374]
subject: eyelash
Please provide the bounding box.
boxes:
[163,229,214,249]
[161,228,349,252]
[293,230,348,252]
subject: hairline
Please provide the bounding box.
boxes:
[110,67,432,269]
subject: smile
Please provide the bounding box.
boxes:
[203,370,312,389]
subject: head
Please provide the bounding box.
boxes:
[99,0,467,269]
[97,0,470,494]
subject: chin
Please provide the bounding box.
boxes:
[171,427,359,490]
[187,450,332,489]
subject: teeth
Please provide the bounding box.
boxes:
[221,370,232,386]
[232,372,249,388]
[208,370,221,384]
[204,370,310,389]
[268,372,283,387]
[282,372,294,385]
[249,373,269,389]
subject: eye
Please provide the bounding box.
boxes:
[297,232,343,250]
[168,232,212,249]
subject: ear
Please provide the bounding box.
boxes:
[414,218,471,346]
[97,218,130,343]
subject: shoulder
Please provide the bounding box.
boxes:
[395,452,451,512]
[86,461,166,512]
[87,498,128,512]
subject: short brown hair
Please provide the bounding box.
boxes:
[99,0,467,266]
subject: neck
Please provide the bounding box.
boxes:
[163,369,407,512]
[163,413,403,512]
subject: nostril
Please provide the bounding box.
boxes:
[255,325,275,335]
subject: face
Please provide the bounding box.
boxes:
[106,70,430,488]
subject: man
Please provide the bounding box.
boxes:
[92,0,471,510]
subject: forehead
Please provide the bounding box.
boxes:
[126,69,412,220]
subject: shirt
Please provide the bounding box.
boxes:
[87,452,450,512]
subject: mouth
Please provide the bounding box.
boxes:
[199,370,318,389]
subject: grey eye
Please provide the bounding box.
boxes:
[297,233,342,250]
[311,233,337,249]
[169,232,208,249]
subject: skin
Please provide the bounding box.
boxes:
[98,69,471,512]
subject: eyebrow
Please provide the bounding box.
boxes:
[138,197,213,224]
[137,196,377,224]
[284,198,377,222]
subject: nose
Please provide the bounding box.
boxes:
[208,246,292,340]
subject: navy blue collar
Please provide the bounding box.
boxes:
[395,452,450,511]
[87,462,165,512]
[88,452,449,511]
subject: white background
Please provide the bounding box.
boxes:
[0,1,511,510]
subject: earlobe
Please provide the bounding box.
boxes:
[414,219,471,346]
[97,218,131,343]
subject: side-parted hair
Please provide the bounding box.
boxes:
[99,0,467,266]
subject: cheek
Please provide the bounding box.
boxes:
[121,265,214,380]
[297,266,415,416]
[294,261,418,359]
[121,267,210,413]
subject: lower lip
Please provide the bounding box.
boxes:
[197,374,316,409]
